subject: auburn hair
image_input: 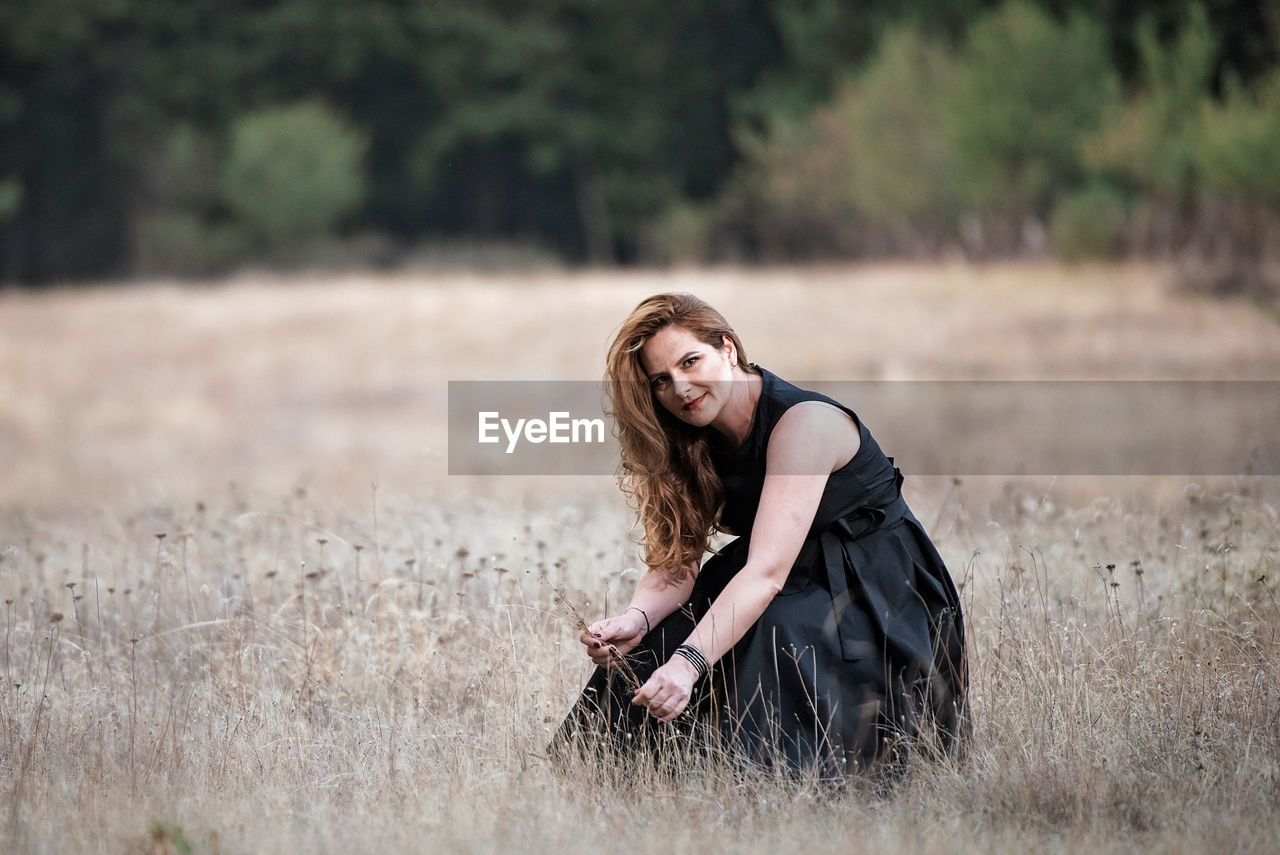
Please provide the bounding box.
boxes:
[604,293,757,580]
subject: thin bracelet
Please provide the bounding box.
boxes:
[672,643,709,679]
[627,606,650,634]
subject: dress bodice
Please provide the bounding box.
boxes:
[711,366,901,537]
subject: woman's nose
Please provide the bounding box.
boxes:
[672,374,692,397]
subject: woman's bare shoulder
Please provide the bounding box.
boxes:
[766,401,861,474]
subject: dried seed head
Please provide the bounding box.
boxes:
[49,612,64,623]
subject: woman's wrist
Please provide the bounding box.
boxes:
[671,643,710,680]
[626,605,650,635]
[667,652,700,683]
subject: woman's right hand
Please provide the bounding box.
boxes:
[579,609,648,668]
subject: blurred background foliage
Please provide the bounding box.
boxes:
[0,0,1277,289]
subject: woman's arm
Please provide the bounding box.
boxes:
[579,562,697,668]
[632,401,860,722]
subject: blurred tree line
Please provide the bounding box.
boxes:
[1,0,1277,288]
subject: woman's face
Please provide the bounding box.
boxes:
[639,325,736,429]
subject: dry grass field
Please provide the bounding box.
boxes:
[2,262,1278,853]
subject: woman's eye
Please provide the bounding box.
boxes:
[682,356,699,368]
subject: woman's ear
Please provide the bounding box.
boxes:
[722,335,737,368]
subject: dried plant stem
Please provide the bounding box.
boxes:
[181,534,196,622]
[12,623,59,833]
[539,572,643,693]
[129,637,138,798]
[153,533,166,632]
[370,482,382,576]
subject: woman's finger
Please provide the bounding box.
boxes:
[586,618,613,638]
[634,684,668,712]
[650,699,677,722]
[580,626,609,656]
[632,670,689,721]
[655,695,689,722]
[631,682,652,706]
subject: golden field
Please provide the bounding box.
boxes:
[1,262,1278,853]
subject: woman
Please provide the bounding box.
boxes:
[554,293,966,776]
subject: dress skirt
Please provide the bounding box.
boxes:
[552,495,967,777]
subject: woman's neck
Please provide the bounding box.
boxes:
[711,369,762,448]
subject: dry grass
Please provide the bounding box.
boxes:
[2,262,1279,853]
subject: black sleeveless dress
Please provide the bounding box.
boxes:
[554,367,967,776]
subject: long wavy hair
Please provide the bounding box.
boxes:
[605,293,758,580]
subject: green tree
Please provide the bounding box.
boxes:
[943,1,1120,249]
[838,27,957,246]
[1195,73,1280,207]
[1189,70,1280,291]
[1083,5,1217,256]
[402,0,783,262]
[735,25,958,257]
[1085,5,1216,202]
[4,0,1279,281]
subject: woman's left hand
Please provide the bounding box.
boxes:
[632,655,700,722]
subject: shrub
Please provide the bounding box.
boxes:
[133,211,251,278]
[1181,70,1280,298]
[1193,72,1280,206]
[0,176,21,221]
[1049,182,1127,261]
[644,200,720,264]
[219,102,368,246]
[142,124,221,212]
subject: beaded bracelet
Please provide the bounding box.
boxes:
[672,643,710,679]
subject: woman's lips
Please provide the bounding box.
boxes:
[683,392,707,410]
